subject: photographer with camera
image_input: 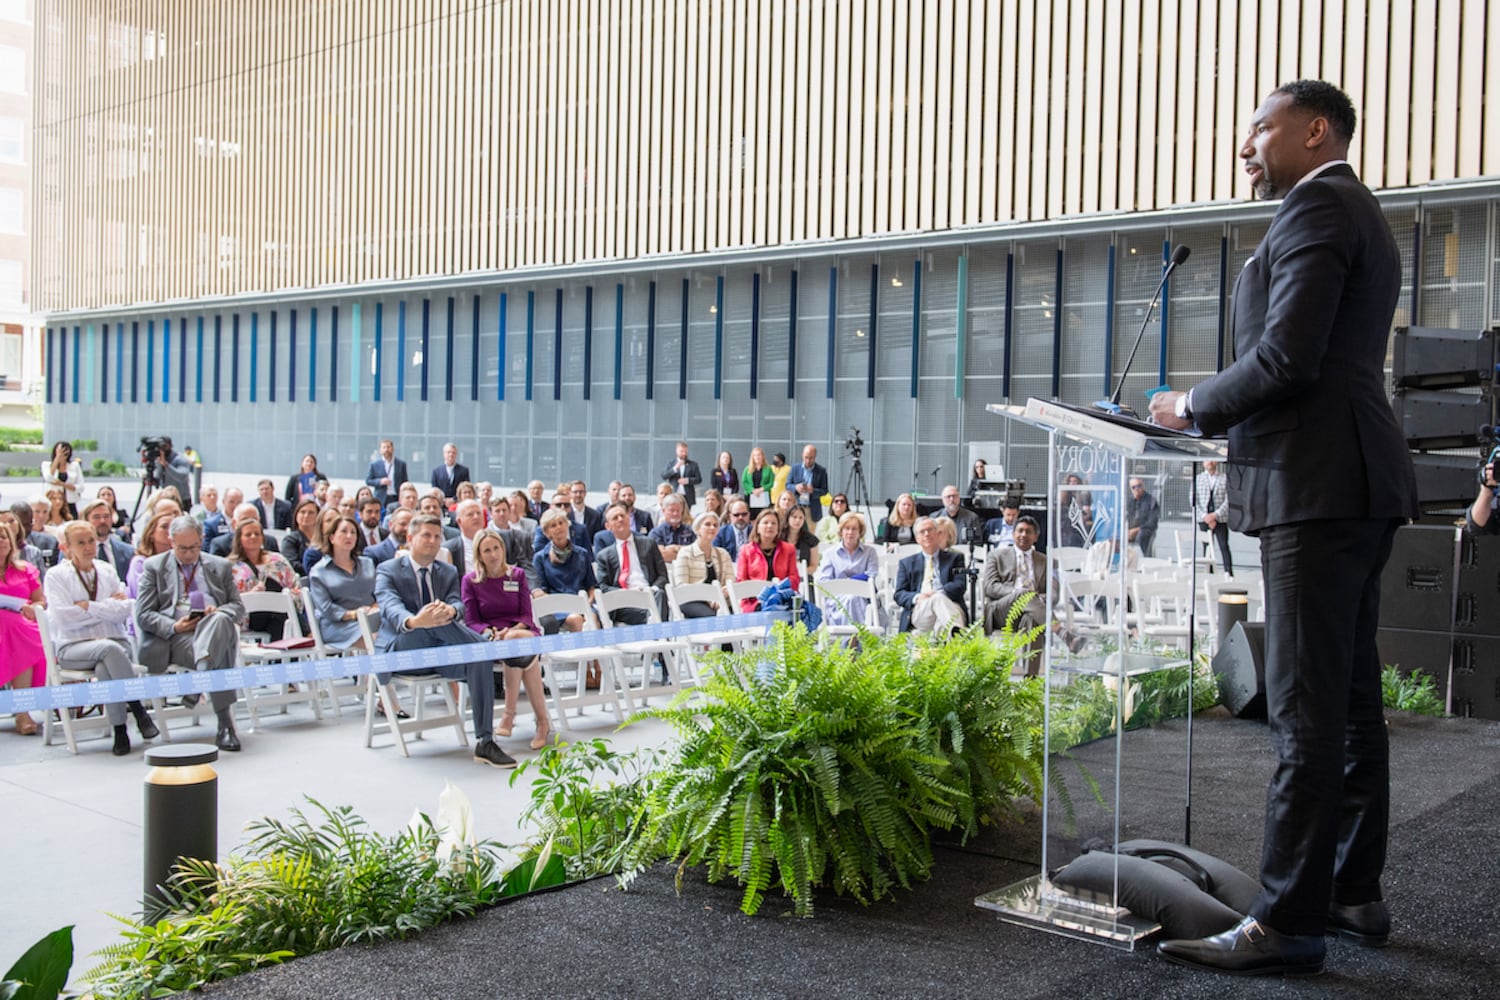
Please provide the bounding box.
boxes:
[1468,451,1500,534]
[141,435,195,507]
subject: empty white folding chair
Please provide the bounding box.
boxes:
[237,589,325,730]
[593,588,692,705]
[814,577,884,639]
[664,582,766,679]
[356,609,468,756]
[1133,577,1194,648]
[531,593,629,735]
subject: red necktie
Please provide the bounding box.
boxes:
[618,541,630,588]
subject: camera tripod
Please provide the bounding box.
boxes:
[843,454,872,512]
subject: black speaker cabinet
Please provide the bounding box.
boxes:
[1380,525,1457,631]
[1452,635,1500,720]
[1411,453,1484,510]
[1392,388,1492,450]
[1375,627,1451,702]
[1214,621,1267,720]
[1391,325,1497,389]
[1456,532,1500,636]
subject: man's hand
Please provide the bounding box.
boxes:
[1149,390,1193,430]
[409,601,455,629]
[1484,463,1497,490]
[1204,513,1219,530]
[173,615,199,634]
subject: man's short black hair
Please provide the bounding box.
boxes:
[1016,514,1040,532]
[1002,498,1020,511]
[1274,79,1357,143]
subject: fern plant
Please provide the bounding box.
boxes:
[1381,664,1445,716]
[619,622,1041,917]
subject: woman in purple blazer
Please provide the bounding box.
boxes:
[462,528,551,750]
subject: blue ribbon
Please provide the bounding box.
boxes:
[0,611,791,714]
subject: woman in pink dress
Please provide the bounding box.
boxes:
[0,521,46,735]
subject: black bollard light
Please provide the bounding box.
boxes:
[143,744,219,923]
[1216,588,1250,651]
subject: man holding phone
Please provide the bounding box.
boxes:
[135,515,246,751]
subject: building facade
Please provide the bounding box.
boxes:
[34,2,1500,511]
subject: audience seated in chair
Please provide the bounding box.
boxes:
[893,517,967,635]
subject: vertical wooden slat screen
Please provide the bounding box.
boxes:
[31,0,1500,313]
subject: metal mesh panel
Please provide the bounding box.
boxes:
[1163,225,1226,386]
[795,265,833,386]
[1011,241,1057,384]
[921,249,962,379]
[653,278,683,392]
[1059,235,1111,404]
[1111,229,1168,407]
[1419,203,1488,329]
[876,252,916,380]
[967,245,1008,380]
[620,281,649,386]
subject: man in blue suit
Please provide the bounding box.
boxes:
[785,445,830,522]
[892,517,967,634]
[713,497,753,561]
[365,439,410,509]
[373,514,513,768]
[83,499,135,577]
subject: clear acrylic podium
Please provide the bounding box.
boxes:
[974,399,1227,949]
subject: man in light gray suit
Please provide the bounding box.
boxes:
[979,515,1081,675]
[374,514,513,769]
[134,516,245,751]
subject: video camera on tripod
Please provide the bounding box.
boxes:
[843,427,864,459]
[139,435,169,489]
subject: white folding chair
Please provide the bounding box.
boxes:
[593,588,691,705]
[356,609,468,756]
[1049,546,1091,574]
[664,582,766,683]
[814,577,884,638]
[531,593,629,735]
[1133,577,1194,648]
[299,588,362,715]
[237,589,326,730]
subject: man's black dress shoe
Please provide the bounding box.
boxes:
[1159,916,1325,977]
[215,726,242,752]
[1328,900,1390,947]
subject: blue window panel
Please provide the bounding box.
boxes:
[468,295,479,403]
[419,299,430,402]
[308,307,318,403]
[99,324,108,402]
[268,314,277,404]
[825,267,837,399]
[677,279,688,400]
[524,290,535,402]
[787,270,798,398]
[373,302,383,402]
[396,301,406,402]
[612,284,622,401]
[330,305,339,402]
[230,315,239,403]
[85,324,96,402]
[195,316,205,403]
[496,293,506,401]
[952,257,965,399]
[1101,246,1117,398]
[44,327,53,403]
[713,275,724,401]
[444,297,454,402]
[1002,254,1014,399]
[288,309,298,402]
[749,274,760,400]
[912,260,923,400]
[1051,250,1064,399]
[348,303,360,403]
[177,317,187,403]
[584,286,594,401]
[553,288,563,402]
[161,319,172,402]
[115,323,125,404]
[130,321,140,403]
[1158,240,1171,386]
[866,264,878,399]
[644,281,656,401]
[250,313,261,403]
[71,324,80,403]
[58,326,67,402]
[146,320,156,402]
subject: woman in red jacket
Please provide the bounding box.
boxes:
[735,508,799,611]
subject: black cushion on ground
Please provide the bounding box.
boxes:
[1116,838,1263,914]
[1051,852,1244,939]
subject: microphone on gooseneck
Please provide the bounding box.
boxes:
[1096,244,1192,418]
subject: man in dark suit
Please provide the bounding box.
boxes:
[373,514,513,768]
[365,439,410,509]
[430,442,471,500]
[569,480,604,539]
[487,498,538,590]
[594,481,621,520]
[892,517,966,634]
[786,445,830,522]
[83,498,135,577]
[1126,478,1161,558]
[1151,81,1419,977]
[418,493,461,540]
[616,484,653,534]
[357,498,388,549]
[660,441,702,510]
[251,479,292,530]
[442,499,488,575]
[11,501,58,568]
[594,503,670,623]
[365,508,413,567]
[713,498,754,561]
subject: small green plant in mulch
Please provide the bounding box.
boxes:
[1382,664,1446,716]
[89,458,131,476]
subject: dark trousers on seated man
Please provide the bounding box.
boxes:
[381,619,495,737]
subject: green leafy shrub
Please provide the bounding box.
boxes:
[618,622,1037,917]
[1052,657,1218,750]
[89,458,131,476]
[84,799,508,999]
[70,438,99,451]
[0,427,42,447]
[3,465,34,477]
[1382,664,1445,716]
[2,925,73,1000]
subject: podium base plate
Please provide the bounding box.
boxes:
[975,875,1161,951]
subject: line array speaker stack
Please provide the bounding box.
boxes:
[1376,524,1500,720]
[1391,326,1499,519]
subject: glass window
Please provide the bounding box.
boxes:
[0,258,20,304]
[0,188,20,233]
[0,330,20,382]
[0,116,21,162]
[0,46,22,93]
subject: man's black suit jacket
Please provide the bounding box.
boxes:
[252,497,293,531]
[594,533,670,591]
[1190,164,1418,532]
[892,548,966,633]
[365,457,409,508]
[430,463,472,499]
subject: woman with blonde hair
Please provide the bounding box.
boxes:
[126,510,176,597]
[741,447,775,509]
[463,528,550,750]
[875,493,920,546]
